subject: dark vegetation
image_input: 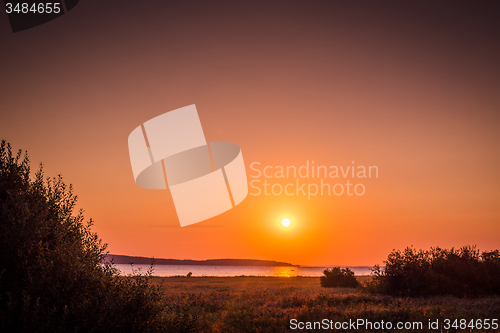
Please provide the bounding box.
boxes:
[365,246,500,297]
[0,141,165,332]
[320,267,359,288]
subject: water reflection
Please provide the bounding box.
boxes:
[114,264,373,277]
[273,266,298,277]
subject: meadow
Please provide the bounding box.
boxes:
[154,276,500,332]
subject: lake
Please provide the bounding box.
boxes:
[115,264,374,277]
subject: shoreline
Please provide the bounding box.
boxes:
[148,275,373,278]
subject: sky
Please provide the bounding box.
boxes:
[1,1,499,266]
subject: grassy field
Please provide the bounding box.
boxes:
[151,276,500,332]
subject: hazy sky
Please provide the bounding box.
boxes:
[1,1,499,266]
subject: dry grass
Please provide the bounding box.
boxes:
[151,276,500,332]
[151,276,372,295]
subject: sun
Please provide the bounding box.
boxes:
[281,218,291,227]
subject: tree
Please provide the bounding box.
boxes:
[0,140,165,332]
[366,246,500,297]
[320,267,359,288]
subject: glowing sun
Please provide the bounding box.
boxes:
[281,218,291,227]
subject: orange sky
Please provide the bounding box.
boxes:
[1,1,499,266]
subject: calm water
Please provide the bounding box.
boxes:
[115,264,374,277]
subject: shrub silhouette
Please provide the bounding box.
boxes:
[366,246,500,297]
[320,267,359,288]
[0,141,166,332]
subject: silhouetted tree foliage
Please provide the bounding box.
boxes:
[0,141,166,332]
[320,267,359,288]
[366,246,500,297]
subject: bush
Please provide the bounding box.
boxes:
[320,267,359,288]
[366,246,500,297]
[0,141,166,332]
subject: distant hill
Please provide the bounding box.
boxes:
[106,254,297,267]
